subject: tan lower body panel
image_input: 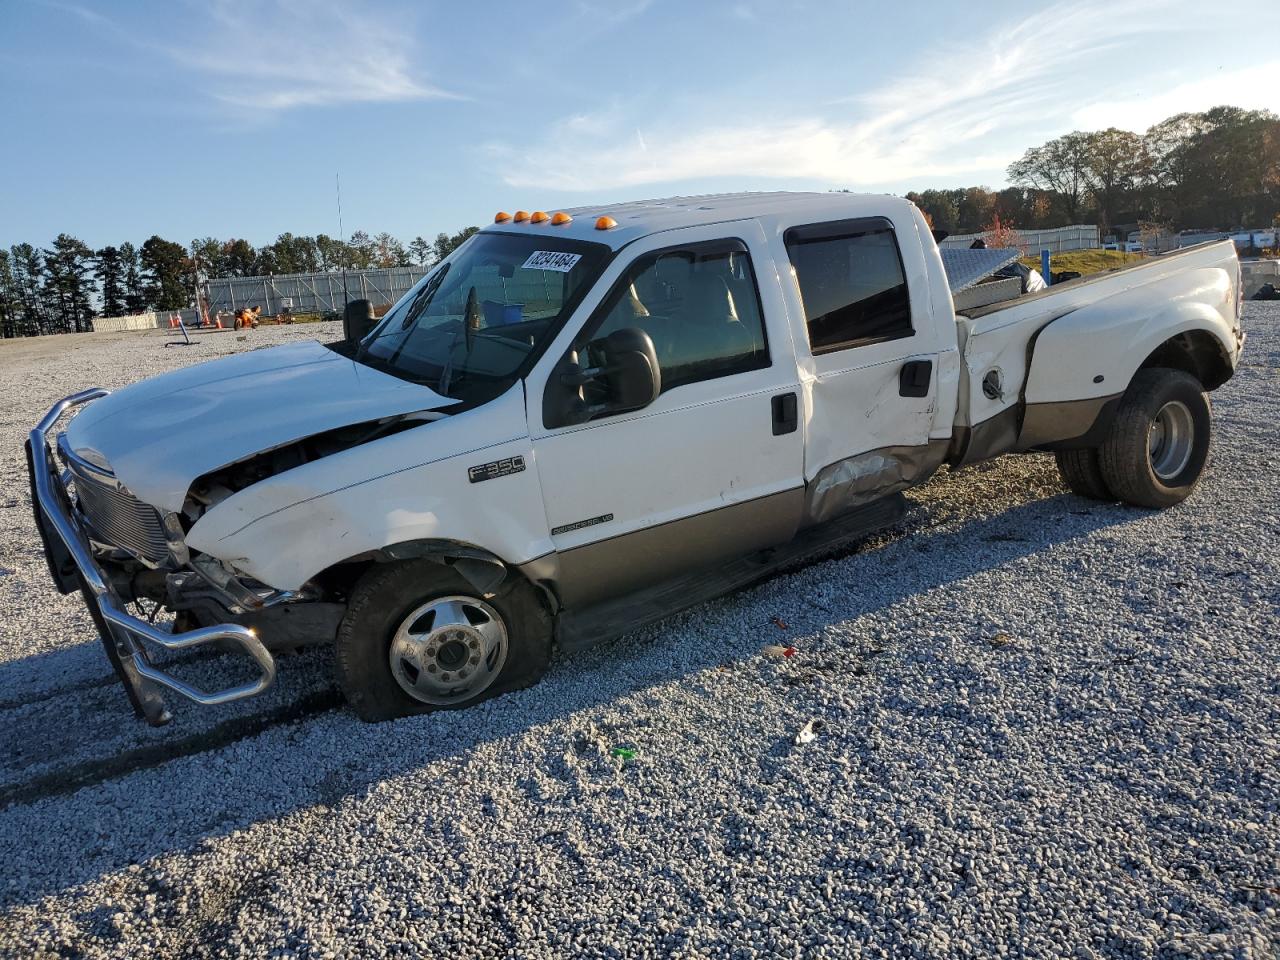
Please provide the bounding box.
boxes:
[1018,394,1118,449]
[521,487,804,610]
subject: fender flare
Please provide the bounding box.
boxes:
[1108,301,1236,394]
[326,539,561,614]
[372,539,511,596]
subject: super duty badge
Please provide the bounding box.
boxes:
[468,456,526,484]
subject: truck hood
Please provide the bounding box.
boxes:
[64,340,458,514]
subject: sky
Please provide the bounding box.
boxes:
[1,0,1276,250]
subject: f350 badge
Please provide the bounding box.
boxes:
[468,456,526,483]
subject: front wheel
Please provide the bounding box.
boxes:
[1098,367,1212,509]
[335,561,552,722]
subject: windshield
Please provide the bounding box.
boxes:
[356,232,609,404]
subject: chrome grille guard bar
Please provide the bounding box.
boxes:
[28,389,277,724]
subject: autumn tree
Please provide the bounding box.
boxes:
[1155,107,1280,227]
[905,190,960,233]
[983,214,1025,250]
[1081,128,1148,237]
[372,232,407,268]
[1007,132,1092,223]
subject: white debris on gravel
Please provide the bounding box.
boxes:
[1,311,1278,958]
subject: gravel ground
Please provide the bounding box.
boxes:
[0,310,1277,958]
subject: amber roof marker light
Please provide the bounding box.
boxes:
[550,212,573,225]
[530,211,550,224]
[494,211,512,223]
[513,210,530,223]
[595,216,618,230]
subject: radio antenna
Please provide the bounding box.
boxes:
[336,173,349,310]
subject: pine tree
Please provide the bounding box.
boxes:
[96,245,126,317]
[43,234,96,332]
[408,236,432,266]
[139,235,190,310]
[120,241,146,313]
[0,249,17,339]
[10,244,45,336]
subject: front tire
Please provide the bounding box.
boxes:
[1098,367,1211,509]
[335,561,552,722]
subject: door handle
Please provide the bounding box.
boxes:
[899,359,933,398]
[771,392,798,436]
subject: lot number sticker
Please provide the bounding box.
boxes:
[522,250,582,273]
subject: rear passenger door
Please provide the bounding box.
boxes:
[527,222,805,609]
[781,217,947,520]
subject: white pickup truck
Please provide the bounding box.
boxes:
[27,193,1244,724]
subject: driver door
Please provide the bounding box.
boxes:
[527,221,805,609]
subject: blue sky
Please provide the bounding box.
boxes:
[1,0,1275,249]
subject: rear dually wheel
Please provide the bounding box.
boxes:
[1097,367,1212,509]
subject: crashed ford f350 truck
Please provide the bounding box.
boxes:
[27,193,1244,724]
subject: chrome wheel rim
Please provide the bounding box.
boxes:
[389,595,507,705]
[1148,400,1194,481]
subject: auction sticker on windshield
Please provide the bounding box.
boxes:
[522,251,582,273]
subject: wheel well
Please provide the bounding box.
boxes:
[310,540,555,611]
[1139,331,1233,391]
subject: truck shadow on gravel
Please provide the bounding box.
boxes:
[0,478,1151,911]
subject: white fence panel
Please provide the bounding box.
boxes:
[205,266,430,316]
[939,225,1099,254]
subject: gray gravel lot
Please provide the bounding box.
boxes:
[0,310,1277,958]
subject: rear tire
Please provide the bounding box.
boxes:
[335,560,552,722]
[1098,367,1211,509]
[1055,448,1114,500]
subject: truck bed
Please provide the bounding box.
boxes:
[949,240,1241,460]
[955,243,1227,321]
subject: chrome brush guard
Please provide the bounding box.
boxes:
[27,388,276,725]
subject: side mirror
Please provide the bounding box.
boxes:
[544,327,661,428]
[343,299,377,346]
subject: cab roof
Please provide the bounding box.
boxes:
[479,191,916,251]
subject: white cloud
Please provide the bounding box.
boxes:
[1071,63,1280,131]
[49,0,457,111]
[492,0,1233,191]
[195,0,458,110]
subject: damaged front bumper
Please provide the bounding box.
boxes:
[27,389,277,725]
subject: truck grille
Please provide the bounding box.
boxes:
[67,460,169,564]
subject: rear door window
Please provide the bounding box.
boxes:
[785,218,913,354]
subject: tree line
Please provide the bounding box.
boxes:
[4,105,1277,338]
[907,105,1278,238]
[0,226,479,338]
